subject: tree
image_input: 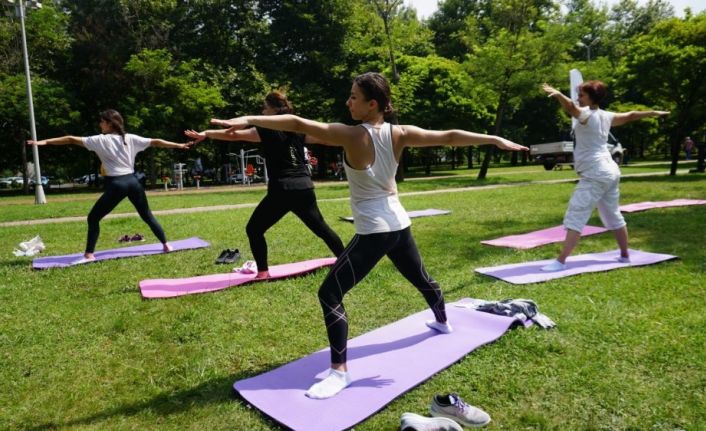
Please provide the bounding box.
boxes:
[465,0,569,179]
[393,54,494,174]
[123,48,227,183]
[618,15,706,175]
[427,0,490,61]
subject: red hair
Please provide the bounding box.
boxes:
[579,80,607,105]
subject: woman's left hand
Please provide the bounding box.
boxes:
[210,116,249,132]
[184,129,207,143]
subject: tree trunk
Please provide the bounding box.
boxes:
[478,97,506,180]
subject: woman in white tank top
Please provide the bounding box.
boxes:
[212,72,528,399]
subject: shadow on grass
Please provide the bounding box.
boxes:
[2,259,35,268]
[24,368,280,431]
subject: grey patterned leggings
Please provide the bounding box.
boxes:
[317,227,447,364]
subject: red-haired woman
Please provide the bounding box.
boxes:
[540,81,669,271]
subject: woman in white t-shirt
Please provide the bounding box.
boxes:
[212,72,528,399]
[540,81,669,271]
[27,109,193,263]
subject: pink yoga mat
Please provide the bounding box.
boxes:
[32,237,210,270]
[481,225,608,249]
[233,299,523,431]
[475,249,677,285]
[619,199,706,213]
[139,257,337,298]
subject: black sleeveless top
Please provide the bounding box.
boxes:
[255,126,313,191]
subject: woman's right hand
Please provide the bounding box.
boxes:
[542,83,562,98]
[26,140,46,146]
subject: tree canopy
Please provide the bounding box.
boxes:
[1,0,703,184]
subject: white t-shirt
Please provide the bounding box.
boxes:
[344,122,411,234]
[82,133,152,176]
[573,107,619,177]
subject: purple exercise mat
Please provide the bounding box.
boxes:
[475,249,677,284]
[339,208,451,222]
[619,199,706,213]
[481,225,607,249]
[139,257,337,298]
[32,237,209,270]
[233,299,522,431]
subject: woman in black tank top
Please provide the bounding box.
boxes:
[186,92,344,278]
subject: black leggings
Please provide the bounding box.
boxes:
[85,173,167,253]
[318,227,447,364]
[245,188,344,271]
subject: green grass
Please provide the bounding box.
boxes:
[0,161,696,223]
[1,166,705,430]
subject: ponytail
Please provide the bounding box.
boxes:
[99,109,127,145]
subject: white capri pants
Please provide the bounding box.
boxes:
[563,175,626,232]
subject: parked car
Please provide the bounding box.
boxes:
[530,133,624,170]
[74,173,102,184]
[0,176,24,188]
[29,176,49,186]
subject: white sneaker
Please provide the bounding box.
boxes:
[541,259,566,272]
[430,393,491,428]
[400,412,462,431]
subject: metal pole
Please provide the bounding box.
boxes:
[240,148,246,185]
[18,1,46,203]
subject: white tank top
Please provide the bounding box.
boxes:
[344,122,411,234]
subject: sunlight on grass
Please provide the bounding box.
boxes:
[1,167,704,430]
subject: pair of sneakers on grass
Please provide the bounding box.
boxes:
[401,393,491,430]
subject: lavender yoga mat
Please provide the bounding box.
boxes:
[339,208,451,222]
[481,225,608,249]
[32,237,210,270]
[139,257,336,298]
[233,299,522,431]
[619,199,706,213]
[475,249,677,285]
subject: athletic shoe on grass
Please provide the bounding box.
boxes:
[430,393,491,428]
[400,412,462,431]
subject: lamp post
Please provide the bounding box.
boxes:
[7,0,46,204]
[577,35,600,62]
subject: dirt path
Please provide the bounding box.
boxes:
[0,170,688,227]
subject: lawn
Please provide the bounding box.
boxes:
[1,165,704,430]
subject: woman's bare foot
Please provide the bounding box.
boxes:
[163,243,173,253]
[255,270,270,279]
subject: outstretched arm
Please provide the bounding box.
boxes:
[395,125,528,152]
[149,139,194,150]
[211,115,361,149]
[612,110,669,127]
[184,128,261,144]
[27,136,84,147]
[542,83,581,118]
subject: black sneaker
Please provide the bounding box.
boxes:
[223,249,241,264]
[215,249,231,264]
